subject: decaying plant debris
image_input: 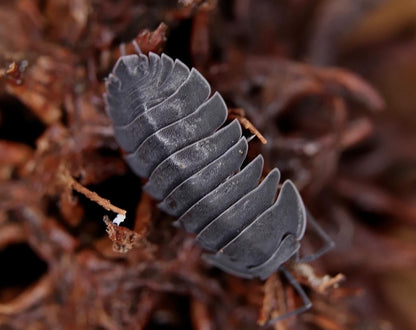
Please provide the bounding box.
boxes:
[1,0,416,329]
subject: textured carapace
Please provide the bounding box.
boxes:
[104,52,307,280]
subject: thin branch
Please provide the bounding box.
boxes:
[229,108,268,144]
[59,166,127,216]
[293,263,345,293]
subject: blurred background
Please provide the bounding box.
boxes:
[1,0,416,329]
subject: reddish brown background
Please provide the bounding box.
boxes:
[1,1,416,329]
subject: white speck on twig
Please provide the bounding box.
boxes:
[113,214,126,226]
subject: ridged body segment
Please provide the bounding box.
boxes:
[105,52,307,279]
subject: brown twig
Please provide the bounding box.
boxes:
[59,166,127,216]
[258,273,288,328]
[229,108,267,144]
[103,215,142,253]
[0,275,53,315]
[293,263,345,294]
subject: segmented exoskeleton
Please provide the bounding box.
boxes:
[104,46,333,323]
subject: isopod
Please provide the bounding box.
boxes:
[104,43,334,323]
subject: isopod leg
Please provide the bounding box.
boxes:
[266,266,312,325]
[298,210,335,263]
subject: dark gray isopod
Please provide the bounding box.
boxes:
[104,49,334,324]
